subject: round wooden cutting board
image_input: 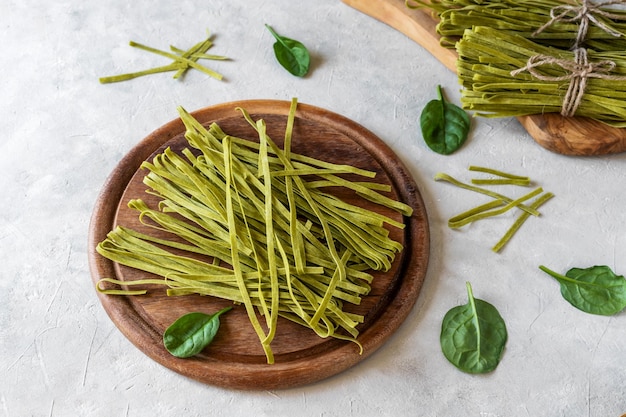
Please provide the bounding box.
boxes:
[88,99,430,390]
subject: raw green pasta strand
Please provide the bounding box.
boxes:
[233,172,272,321]
[173,50,230,61]
[168,36,226,79]
[222,135,275,363]
[469,165,531,186]
[137,174,228,239]
[239,119,369,355]
[271,168,367,177]
[230,140,376,179]
[100,32,227,83]
[166,275,266,304]
[165,267,324,284]
[446,199,505,226]
[225,141,289,330]
[434,172,540,216]
[276,184,401,245]
[211,143,406,237]
[302,273,370,300]
[152,147,229,219]
[305,179,392,192]
[99,64,187,83]
[330,175,413,217]
[471,178,531,186]
[492,191,555,252]
[96,277,161,295]
[252,141,382,272]
[275,235,307,318]
[285,274,348,337]
[256,118,281,348]
[128,41,223,80]
[448,187,543,228]
[435,166,554,252]
[283,99,307,275]
[170,37,213,79]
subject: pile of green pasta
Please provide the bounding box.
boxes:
[407,0,626,126]
[96,99,413,364]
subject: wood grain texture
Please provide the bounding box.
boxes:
[342,0,626,156]
[88,99,430,390]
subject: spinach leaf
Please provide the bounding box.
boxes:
[265,24,310,77]
[539,265,626,316]
[420,85,471,155]
[163,306,232,358]
[440,282,507,374]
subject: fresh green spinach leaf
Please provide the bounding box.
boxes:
[420,85,471,155]
[163,306,232,358]
[265,24,310,77]
[440,282,507,374]
[539,265,626,316]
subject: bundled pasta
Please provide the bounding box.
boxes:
[456,26,626,126]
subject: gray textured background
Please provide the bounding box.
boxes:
[2,0,625,416]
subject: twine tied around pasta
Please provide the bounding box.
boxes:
[511,47,626,117]
[533,0,626,45]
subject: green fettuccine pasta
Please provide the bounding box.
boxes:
[96,98,412,363]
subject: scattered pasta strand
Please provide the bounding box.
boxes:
[99,31,228,84]
[492,192,555,252]
[469,165,531,186]
[435,166,553,252]
[448,187,543,228]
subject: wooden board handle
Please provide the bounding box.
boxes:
[342,0,626,156]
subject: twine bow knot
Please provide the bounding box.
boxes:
[515,0,626,117]
[511,48,626,117]
[533,0,626,43]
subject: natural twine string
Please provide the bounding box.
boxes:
[512,0,626,117]
[532,0,626,44]
[511,47,626,117]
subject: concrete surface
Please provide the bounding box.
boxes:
[1,0,626,416]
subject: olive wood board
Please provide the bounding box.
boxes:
[342,0,626,156]
[88,99,430,390]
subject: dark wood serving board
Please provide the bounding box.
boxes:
[88,99,430,390]
[342,0,626,156]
